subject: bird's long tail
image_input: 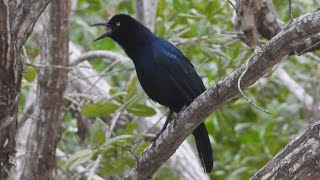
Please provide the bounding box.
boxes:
[192,123,213,173]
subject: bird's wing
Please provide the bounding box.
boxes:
[152,40,205,105]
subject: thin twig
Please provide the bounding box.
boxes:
[298,40,320,55]
[83,59,121,94]
[227,0,237,10]
[24,63,73,71]
[122,145,139,162]
[105,96,136,140]
[87,154,103,180]
[237,51,270,114]
[22,46,31,64]
[289,0,293,21]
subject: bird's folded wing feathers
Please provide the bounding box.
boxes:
[152,41,205,104]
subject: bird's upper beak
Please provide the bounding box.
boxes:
[91,22,114,42]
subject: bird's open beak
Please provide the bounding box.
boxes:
[91,22,114,42]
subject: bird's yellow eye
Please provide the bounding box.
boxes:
[117,22,120,26]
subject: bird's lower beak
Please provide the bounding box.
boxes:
[91,23,114,42]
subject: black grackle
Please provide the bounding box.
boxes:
[92,14,213,173]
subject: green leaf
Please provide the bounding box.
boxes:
[101,134,134,151]
[109,87,121,95]
[24,66,37,82]
[127,104,157,117]
[65,149,94,170]
[81,102,120,117]
[197,18,207,39]
[123,76,138,101]
[124,122,138,134]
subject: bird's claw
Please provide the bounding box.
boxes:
[151,133,161,147]
[151,132,161,142]
[172,118,177,129]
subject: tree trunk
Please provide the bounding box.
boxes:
[0,0,50,179]
[15,1,69,179]
[0,2,20,178]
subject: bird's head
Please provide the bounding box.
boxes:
[92,14,153,46]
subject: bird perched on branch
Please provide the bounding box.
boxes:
[92,14,213,173]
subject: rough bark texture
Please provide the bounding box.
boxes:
[0,0,50,179]
[125,11,320,179]
[251,121,320,180]
[137,113,209,180]
[235,0,263,47]
[16,1,69,179]
[235,0,320,54]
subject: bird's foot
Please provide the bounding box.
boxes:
[151,132,161,142]
[172,105,187,129]
[151,132,161,147]
[172,117,177,129]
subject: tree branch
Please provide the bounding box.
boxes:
[251,120,320,180]
[275,67,314,112]
[70,50,129,66]
[125,11,320,179]
[12,0,51,48]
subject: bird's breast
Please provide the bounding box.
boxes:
[135,63,184,110]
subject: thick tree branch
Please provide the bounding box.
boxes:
[12,0,51,48]
[125,11,320,179]
[251,120,320,180]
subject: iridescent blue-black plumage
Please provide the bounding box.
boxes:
[93,14,213,173]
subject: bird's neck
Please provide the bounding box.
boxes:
[117,28,156,60]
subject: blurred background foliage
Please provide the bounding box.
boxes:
[21,0,319,179]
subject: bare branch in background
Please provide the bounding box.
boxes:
[70,50,129,66]
[56,149,104,180]
[275,67,315,112]
[136,0,158,32]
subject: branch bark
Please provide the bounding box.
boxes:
[14,1,69,179]
[125,11,320,179]
[235,0,320,54]
[251,120,320,180]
